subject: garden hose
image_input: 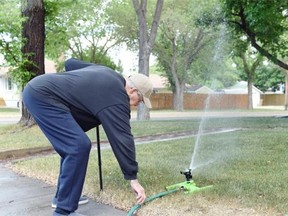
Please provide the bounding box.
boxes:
[126,188,180,216]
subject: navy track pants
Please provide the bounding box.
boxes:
[22,84,92,212]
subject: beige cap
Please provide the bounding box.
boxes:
[128,74,153,108]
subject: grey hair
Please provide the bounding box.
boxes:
[126,77,136,88]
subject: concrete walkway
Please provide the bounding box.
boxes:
[0,165,126,216]
[131,107,288,120]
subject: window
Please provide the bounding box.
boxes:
[5,78,13,90]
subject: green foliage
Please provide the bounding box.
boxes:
[189,54,239,89]
[72,49,121,71]
[105,0,138,50]
[45,0,122,68]
[224,0,286,92]
[221,0,288,63]
[106,0,162,51]
[0,1,22,64]
[154,0,202,91]
[44,0,73,60]
[194,2,223,28]
[254,65,286,92]
[243,1,286,49]
[0,1,34,89]
[8,58,36,89]
[154,0,234,91]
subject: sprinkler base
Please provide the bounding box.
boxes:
[165,180,213,194]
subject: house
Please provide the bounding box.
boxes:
[149,74,170,93]
[0,59,57,108]
[185,84,213,94]
[0,67,19,107]
[149,76,215,94]
[222,81,263,108]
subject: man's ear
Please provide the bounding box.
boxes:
[127,87,135,95]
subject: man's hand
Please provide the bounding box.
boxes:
[130,179,146,205]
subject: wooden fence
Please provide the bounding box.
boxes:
[150,93,248,110]
[260,94,285,106]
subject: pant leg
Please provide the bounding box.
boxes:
[55,157,64,198]
[22,85,92,212]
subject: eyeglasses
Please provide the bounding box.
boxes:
[136,90,144,103]
[128,77,144,103]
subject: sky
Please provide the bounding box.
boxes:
[109,44,156,76]
[108,45,138,75]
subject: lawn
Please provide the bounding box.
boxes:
[3,116,288,215]
[0,107,20,113]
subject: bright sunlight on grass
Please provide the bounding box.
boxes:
[6,117,288,215]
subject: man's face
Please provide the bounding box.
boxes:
[128,88,143,107]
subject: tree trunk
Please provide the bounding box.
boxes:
[173,82,184,111]
[285,71,288,111]
[240,53,263,110]
[132,0,164,120]
[136,47,150,120]
[247,80,253,110]
[19,0,45,125]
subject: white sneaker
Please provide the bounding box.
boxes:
[53,212,86,216]
[51,196,89,208]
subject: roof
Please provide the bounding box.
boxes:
[149,74,168,89]
[185,84,213,93]
[223,81,263,94]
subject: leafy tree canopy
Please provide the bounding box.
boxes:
[0,1,22,66]
[221,0,288,69]
[45,0,123,71]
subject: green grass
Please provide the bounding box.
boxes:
[1,116,287,151]
[5,116,288,215]
[0,107,20,113]
[0,118,200,151]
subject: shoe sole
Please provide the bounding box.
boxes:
[51,199,89,208]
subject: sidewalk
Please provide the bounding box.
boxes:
[131,107,288,119]
[0,165,127,216]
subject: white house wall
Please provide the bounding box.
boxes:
[0,76,19,107]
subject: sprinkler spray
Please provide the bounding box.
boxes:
[165,169,213,194]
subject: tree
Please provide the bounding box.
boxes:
[153,0,223,111]
[254,66,285,93]
[0,1,22,67]
[18,0,45,126]
[104,0,164,118]
[233,45,263,109]
[0,1,28,86]
[132,0,164,119]
[0,1,18,53]
[187,45,238,90]
[221,0,288,108]
[221,0,288,70]
[45,0,124,71]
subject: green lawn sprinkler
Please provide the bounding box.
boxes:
[165,169,213,194]
[127,169,213,215]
